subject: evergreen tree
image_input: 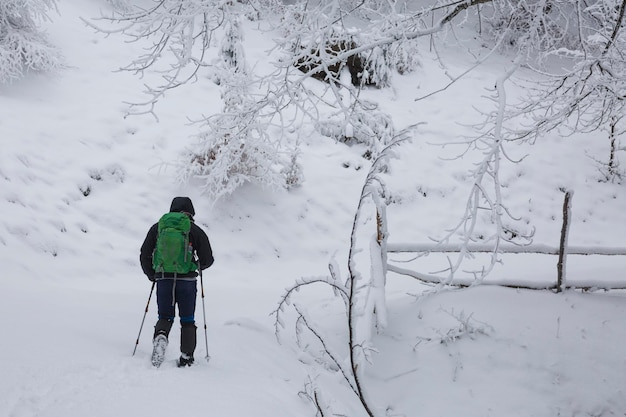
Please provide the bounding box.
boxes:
[0,0,61,84]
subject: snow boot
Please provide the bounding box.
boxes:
[154,318,173,338]
[177,353,194,367]
[180,322,197,359]
[151,332,168,368]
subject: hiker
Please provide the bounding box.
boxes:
[140,196,214,367]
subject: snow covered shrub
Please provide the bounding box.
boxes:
[355,35,422,85]
[415,310,493,348]
[293,25,420,88]
[179,68,288,201]
[105,0,130,12]
[0,0,62,84]
[294,34,372,87]
[379,33,421,76]
[178,3,298,201]
[318,100,396,162]
[282,148,304,190]
[359,44,391,88]
[293,27,390,88]
[180,118,285,201]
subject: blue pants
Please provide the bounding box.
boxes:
[156,279,197,324]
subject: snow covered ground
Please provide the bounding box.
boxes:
[1,1,625,416]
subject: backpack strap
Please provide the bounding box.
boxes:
[172,273,177,307]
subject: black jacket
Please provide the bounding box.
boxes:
[140,197,214,280]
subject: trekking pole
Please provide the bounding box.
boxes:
[133,281,156,356]
[199,266,210,362]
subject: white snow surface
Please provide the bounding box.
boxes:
[1,1,626,416]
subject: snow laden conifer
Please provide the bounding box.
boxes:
[0,0,61,84]
[179,9,294,200]
[179,90,287,201]
[219,13,245,76]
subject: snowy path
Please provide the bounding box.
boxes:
[1,273,312,417]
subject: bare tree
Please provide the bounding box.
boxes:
[497,0,626,179]
[90,0,626,192]
[427,56,537,285]
[91,0,624,271]
[410,0,626,283]
[88,0,474,200]
[274,133,409,417]
[84,0,230,119]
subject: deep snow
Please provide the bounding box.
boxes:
[1,1,625,416]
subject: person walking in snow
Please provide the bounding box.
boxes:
[140,196,214,367]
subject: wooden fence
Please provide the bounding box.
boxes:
[380,191,626,292]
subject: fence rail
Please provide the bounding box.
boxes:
[380,190,626,292]
[387,243,626,256]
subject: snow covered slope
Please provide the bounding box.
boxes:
[1,1,625,416]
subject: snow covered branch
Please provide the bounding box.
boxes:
[388,262,626,291]
[273,132,410,417]
[273,274,349,341]
[85,0,227,118]
[498,0,626,180]
[0,0,62,84]
[431,58,531,285]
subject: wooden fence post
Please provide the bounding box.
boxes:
[557,190,574,293]
[376,206,388,284]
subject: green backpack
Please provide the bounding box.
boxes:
[152,212,197,275]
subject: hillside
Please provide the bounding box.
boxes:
[1,1,625,416]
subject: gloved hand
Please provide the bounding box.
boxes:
[148,275,156,282]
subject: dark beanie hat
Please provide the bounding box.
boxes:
[170,196,195,216]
